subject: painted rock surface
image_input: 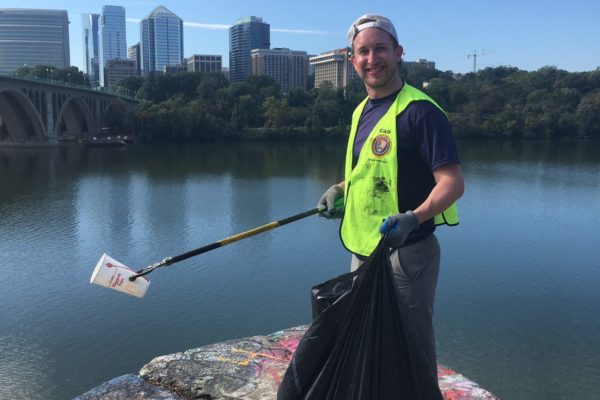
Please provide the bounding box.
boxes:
[75,325,498,399]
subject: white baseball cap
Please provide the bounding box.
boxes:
[347,14,398,45]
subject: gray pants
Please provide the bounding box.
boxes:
[351,234,441,382]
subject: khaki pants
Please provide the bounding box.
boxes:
[351,234,441,383]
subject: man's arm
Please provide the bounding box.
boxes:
[413,163,464,224]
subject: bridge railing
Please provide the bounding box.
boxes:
[0,72,138,102]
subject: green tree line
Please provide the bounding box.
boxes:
[116,72,356,142]
[14,65,89,86]
[14,63,599,141]
[424,66,600,139]
[115,64,599,142]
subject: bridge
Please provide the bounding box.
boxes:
[0,75,138,146]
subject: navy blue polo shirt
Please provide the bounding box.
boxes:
[352,87,460,245]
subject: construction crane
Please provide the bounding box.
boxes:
[467,50,492,73]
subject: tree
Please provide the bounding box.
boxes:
[116,76,145,97]
[287,87,312,107]
[197,72,229,99]
[103,99,135,135]
[137,73,176,103]
[575,90,600,138]
[231,94,259,130]
[402,63,442,88]
[14,65,89,86]
[263,96,290,128]
[171,72,205,100]
[345,77,367,109]
[312,81,346,128]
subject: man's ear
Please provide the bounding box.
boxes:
[395,45,404,62]
[350,53,358,70]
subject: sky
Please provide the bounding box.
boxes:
[3,0,600,74]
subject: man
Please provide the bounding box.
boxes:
[317,14,464,389]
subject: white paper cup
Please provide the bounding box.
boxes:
[90,254,150,298]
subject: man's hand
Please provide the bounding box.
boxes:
[379,211,419,247]
[317,184,344,219]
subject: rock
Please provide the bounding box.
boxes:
[72,374,183,400]
[74,325,498,399]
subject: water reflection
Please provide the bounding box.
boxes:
[458,138,600,166]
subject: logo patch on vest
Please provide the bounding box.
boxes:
[372,135,391,157]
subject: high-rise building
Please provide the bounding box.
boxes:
[128,43,141,75]
[82,13,100,86]
[251,48,308,94]
[309,48,358,90]
[229,16,270,82]
[0,8,70,74]
[105,59,136,88]
[187,55,223,73]
[99,5,127,86]
[404,58,436,70]
[163,64,187,74]
[140,6,184,75]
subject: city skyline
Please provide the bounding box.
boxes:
[1,0,600,74]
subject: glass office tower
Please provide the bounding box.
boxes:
[99,5,127,86]
[82,13,100,86]
[0,8,70,74]
[128,43,141,75]
[229,16,270,82]
[140,6,184,75]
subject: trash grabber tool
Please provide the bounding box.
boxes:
[90,203,337,297]
[129,206,324,281]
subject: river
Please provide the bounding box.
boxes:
[0,139,599,400]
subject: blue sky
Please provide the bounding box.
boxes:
[4,0,600,74]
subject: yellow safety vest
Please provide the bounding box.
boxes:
[340,84,459,256]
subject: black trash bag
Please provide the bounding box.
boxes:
[277,239,442,400]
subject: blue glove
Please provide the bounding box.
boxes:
[379,211,419,247]
[317,184,344,219]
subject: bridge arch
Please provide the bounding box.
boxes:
[0,76,138,146]
[55,96,97,141]
[0,89,46,143]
